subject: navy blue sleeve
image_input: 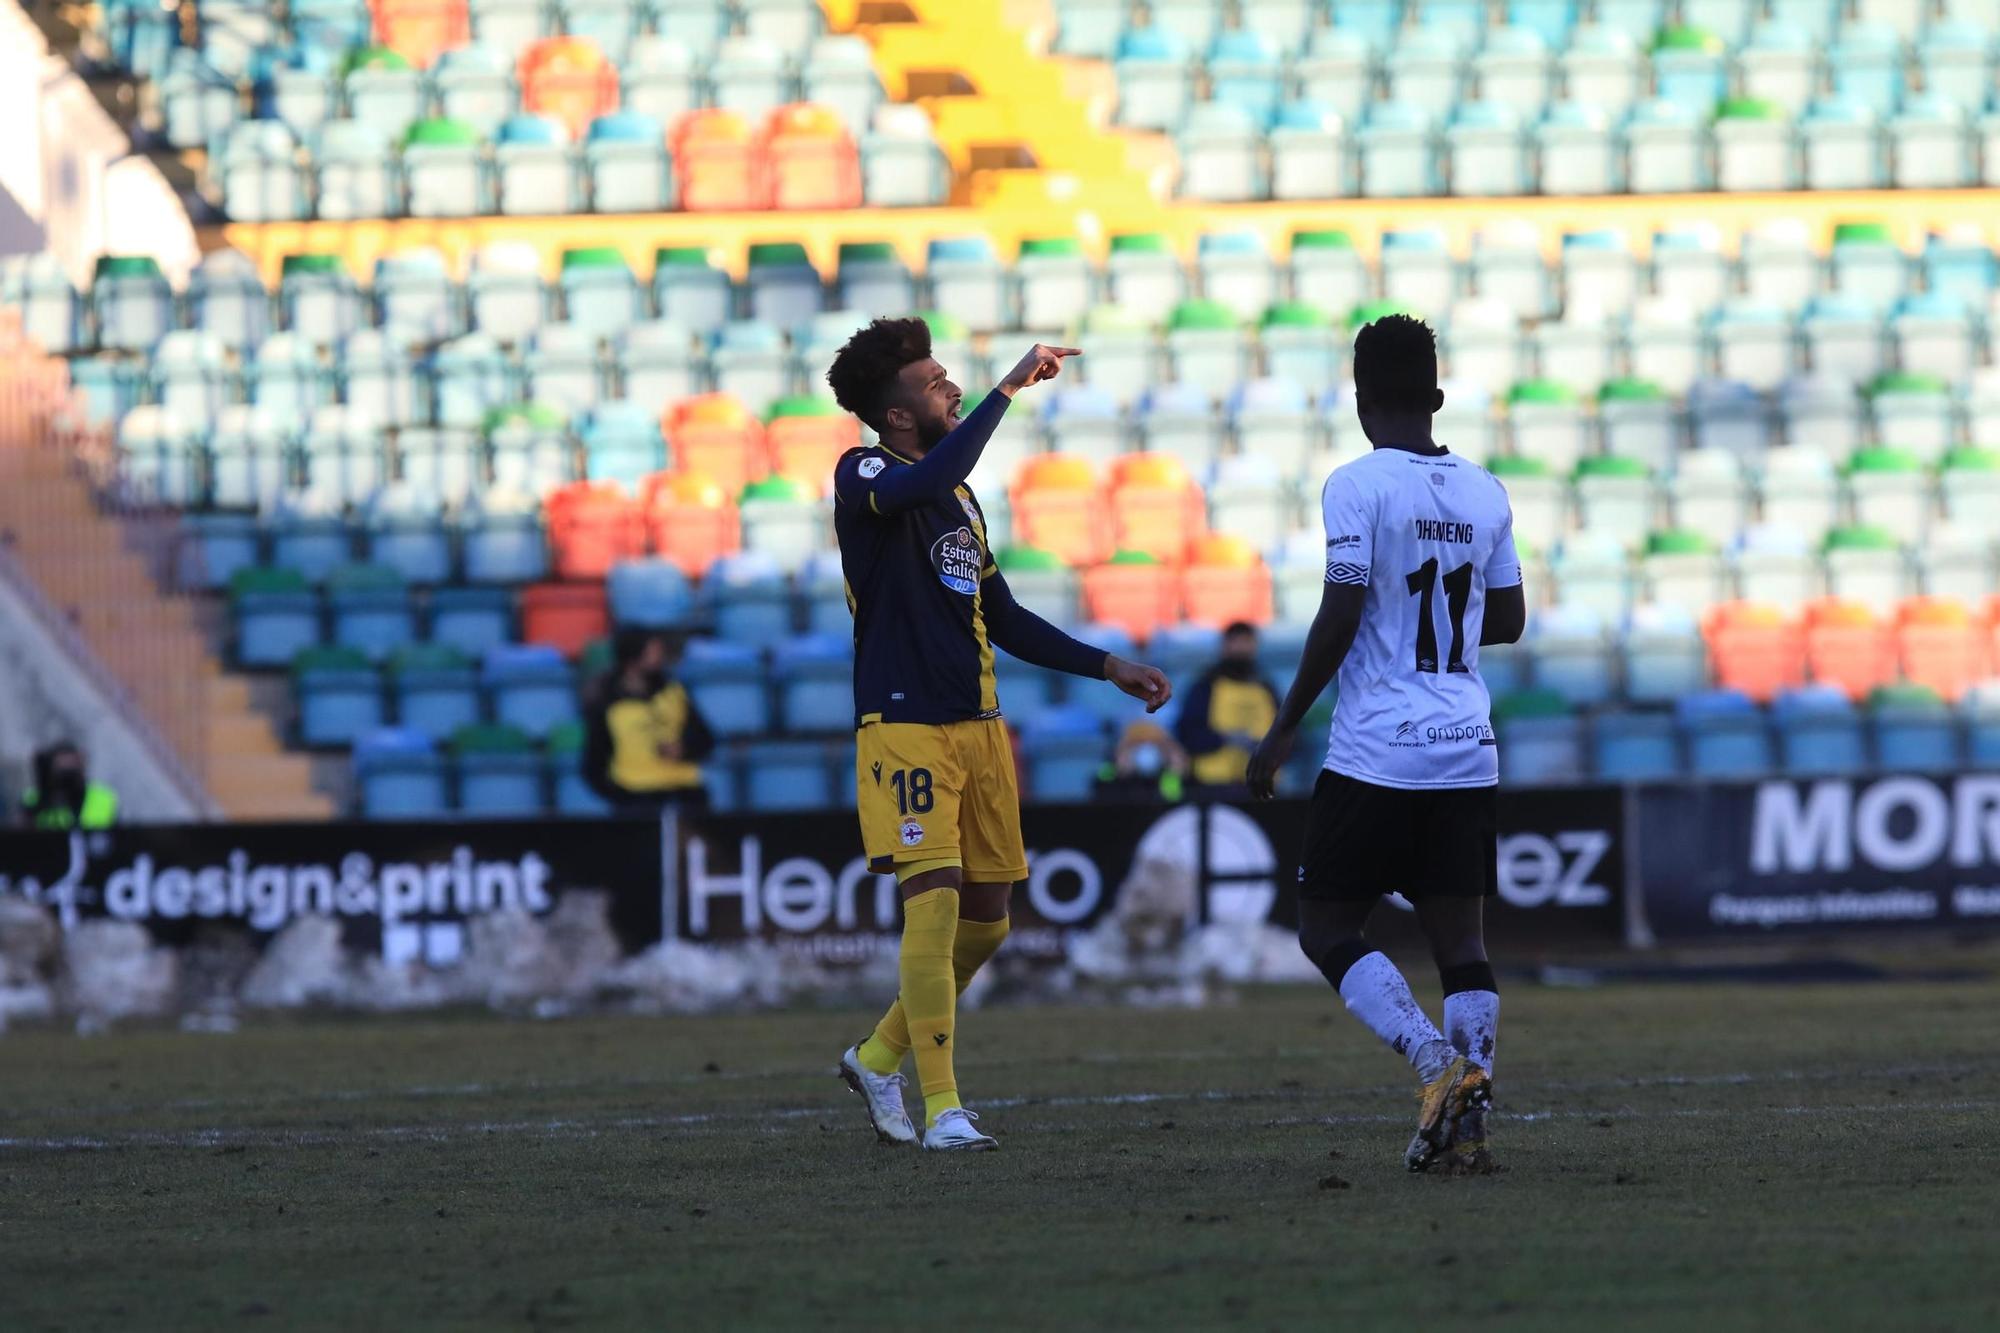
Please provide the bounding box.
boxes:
[832,389,1011,516]
[981,566,1108,679]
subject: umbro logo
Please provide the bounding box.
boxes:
[871,762,883,784]
[933,1034,949,1046]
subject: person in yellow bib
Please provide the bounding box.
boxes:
[826,319,1173,1152]
[20,742,118,830]
[581,630,715,814]
[1173,621,1281,794]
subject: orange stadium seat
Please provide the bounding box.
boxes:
[1011,455,1108,568]
[643,472,742,577]
[520,581,609,657]
[1181,535,1273,627]
[546,480,645,579]
[519,37,619,137]
[766,409,860,494]
[370,0,468,69]
[668,393,768,496]
[763,105,863,211]
[1704,601,1804,703]
[1083,553,1180,643]
[1895,597,1988,703]
[1803,598,1896,701]
[673,110,765,212]
[1108,453,1204,564]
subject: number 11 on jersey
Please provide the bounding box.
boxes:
[1405,558,1473,674]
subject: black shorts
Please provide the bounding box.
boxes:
[1298,770,1498,902]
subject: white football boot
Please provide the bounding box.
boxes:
[838,1045,917,1146]
[921,1107,998,1152]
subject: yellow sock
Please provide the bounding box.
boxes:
[857,915,1011,1075]
[897,887,960,1125]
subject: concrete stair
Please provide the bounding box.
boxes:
[0,442,333,821]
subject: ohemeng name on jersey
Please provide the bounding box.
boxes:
[1412,518,1476,545]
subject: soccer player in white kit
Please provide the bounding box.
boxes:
[1248,315,1527,1174]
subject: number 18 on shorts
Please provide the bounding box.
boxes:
[854,717,1029,883]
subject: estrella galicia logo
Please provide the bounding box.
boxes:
[930,526,982,595]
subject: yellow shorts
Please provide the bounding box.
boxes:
[854,717,1028,883]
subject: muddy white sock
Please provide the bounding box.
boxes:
[1442,961,1500,1077]
[1337,951,1453,1081]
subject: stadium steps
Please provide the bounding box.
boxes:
[855,0,1158,197]
[0,417,331,822]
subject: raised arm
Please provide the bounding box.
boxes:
[833,344,1079,517]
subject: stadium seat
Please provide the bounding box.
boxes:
[643,472,741,578]
[355,727,450,818]
[765,103,863,212]
[670,394,769,497]
[1082,551,1180,642]
[772,633,854,734]
[1870,683,1961,772]
[1775,684,1868,775]
[1705,601,1803,703]
[391,643,483,742]
[679,638,772,736]
[1593,710,1680,781]
[1494,690,1586,785]
[293,645,385,747]
[1677,688,1775,777]
[1803,597,1895,700]
[994,544,1081,630]
[453,722,547,816]
[519,581,609,657]
[1182,535,1274,629]
[581,400,667,486]
[326,563,417,662]
[482,643,579,739]
[1021,706,1110,802]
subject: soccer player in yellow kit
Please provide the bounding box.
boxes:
[825,318,1172,1151]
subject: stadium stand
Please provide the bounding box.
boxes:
[6,0,2000,816]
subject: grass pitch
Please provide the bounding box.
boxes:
[4,957,1999,1332]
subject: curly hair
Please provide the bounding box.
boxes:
[825,316,933,432]
[1352,313,1439,413]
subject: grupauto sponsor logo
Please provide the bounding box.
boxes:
[1750,776,2000,875]
[100,848,555,930]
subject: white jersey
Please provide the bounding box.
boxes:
[1320,445,1521,789]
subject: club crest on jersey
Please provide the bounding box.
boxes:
[899,818,925,847]
[858,456,886,479]
[1430,471,1445,486]
[930,526,982,595]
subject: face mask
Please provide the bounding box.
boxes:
[1129,743,1164,776]
[1218,657,1256,680]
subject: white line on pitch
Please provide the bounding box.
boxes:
[1,1092,1993,1155]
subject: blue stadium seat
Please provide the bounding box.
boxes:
[177,513,262,591]
[1021,706,1110,802]
[354,727,449,819]
[1498,714,1587,785]
[326,563,417,662]
[484,644,579,739]
[1592,711,1681,780]
[1677,689,1774,777]
[773,633,855,733]
[742,740,838,811]
[462,499,549,585]
[608,558,698,629]
[392,644,484,743]
[429,586,515,659]
[708,552,797,648]
[454,730,548,817]
[680,639,772,737]
[294,647,385,747]
[233,569,323,668]
[1872,691,1961,772]
[1774,686,1868,775]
